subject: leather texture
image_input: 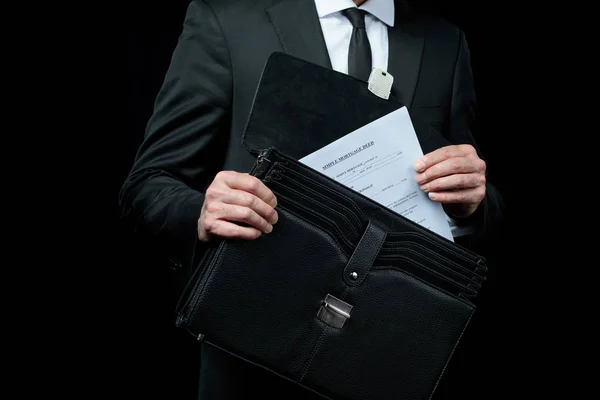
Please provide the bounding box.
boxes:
[177,147,487,400]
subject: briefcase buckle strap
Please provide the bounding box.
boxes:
[343,219,387,286]
[317,294,353,329]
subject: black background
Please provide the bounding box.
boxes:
[104,1,522,398]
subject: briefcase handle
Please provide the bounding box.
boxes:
[343,220,386,286]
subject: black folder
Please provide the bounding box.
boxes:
[241,53,449,160]
[176,52,487,400]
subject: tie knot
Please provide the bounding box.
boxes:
[342,8,367,29]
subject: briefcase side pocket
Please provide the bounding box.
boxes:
[380,241,486,282]
[274,195,355,257]
[273,162,367,225]
[384,231,486,274]
[268,179,362,250]
[373,253,478,299]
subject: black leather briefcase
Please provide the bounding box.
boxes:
[176,147,487,400]
[175,53,488,400]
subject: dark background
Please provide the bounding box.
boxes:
[107,1,519,398]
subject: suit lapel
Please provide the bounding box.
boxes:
[386,21,424,108]
[266,0,332,69]
[266,0,423,106]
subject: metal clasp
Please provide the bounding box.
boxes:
[317,294,353,329]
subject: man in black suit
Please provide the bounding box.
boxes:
[120,0,504,398]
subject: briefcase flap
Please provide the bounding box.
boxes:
[241,52,443,160]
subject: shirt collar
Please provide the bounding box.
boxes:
[314,0,395,27]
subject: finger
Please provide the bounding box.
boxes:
[420,173,485,193]
[215,171,277,207]
[202,219,263,240]
[416,156,483,184]
[205,202,273,234]
[414,145,469,172]
[457,144,478,155]
[220,189,278,224]
[427,186,486,204]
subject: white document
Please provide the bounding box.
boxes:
[299,107,454,242]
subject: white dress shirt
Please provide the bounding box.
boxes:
[313,0,471,238]
[314,0,394,74]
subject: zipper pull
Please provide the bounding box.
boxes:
[253,148,273,171]
[256,149,271,166]
[251,149,273,178]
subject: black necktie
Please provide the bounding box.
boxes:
[342,8,372,81]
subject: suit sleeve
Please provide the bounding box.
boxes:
[119,0,232,256]
[448,30,506,247]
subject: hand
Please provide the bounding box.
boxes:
[414,144,486,219]
[198,171,278,242]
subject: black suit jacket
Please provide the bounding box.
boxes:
[120,0,504,398]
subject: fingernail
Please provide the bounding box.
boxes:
[421,184,429,192]
[415,173,425,183]
[271,211,279,224]
[428,192,438,200]
[265,224,273,233]
[414,160,425,172]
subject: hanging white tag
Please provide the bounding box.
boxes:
[367,68,394,100]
